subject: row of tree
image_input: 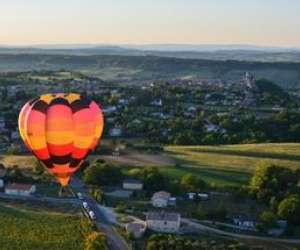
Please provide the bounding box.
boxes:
[83,160,208,196]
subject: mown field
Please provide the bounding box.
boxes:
[164,143,300,187]
[0,155,36,169]
[0,204,85,250]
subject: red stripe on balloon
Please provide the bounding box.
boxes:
[71,147,88,159]
[33,147,50,160]
[47,143,74,156]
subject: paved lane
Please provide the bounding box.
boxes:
[70,178,129,250]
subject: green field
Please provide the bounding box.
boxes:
[2,143,300,188]
[0,205,86,250]
[164,143,300,187]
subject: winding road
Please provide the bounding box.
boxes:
[70,178,129,250]
[182,218,300,245]
[0,179,130,250]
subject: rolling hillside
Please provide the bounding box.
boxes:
[0,54,299,88]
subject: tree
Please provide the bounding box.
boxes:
[277,195,300,224]
[192,204,206,220]
[33,160,44,175]
[206,204,228,221]
[89,187,104,203]
[258,211,277,232]
[79,219,95,238]
[269,196,279,212]
[84,232,108,250]
[8,165,27,182]
[83,161,123,186]
[6,145,18,155]
[249,162,298,202]
[180,174,206,192]
[127,168,143,178]
[142,167,167,192]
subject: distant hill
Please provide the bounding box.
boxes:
[0,54,300,88]
[1,44,300,62]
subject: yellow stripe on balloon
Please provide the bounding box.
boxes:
[27,136,47,150]
[65,93,81,103]
[73,136,94,148]
[46,131,74,144]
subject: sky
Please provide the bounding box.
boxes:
[0,0,299,47]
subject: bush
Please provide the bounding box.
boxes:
[84,232,108,250]
[277,195,300,225]
[258,211,277,232]
[180,174,206,193]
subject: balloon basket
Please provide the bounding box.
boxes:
[58,185,74,197]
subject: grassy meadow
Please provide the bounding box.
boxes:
[164,143,300,187]
[0,204,86,250]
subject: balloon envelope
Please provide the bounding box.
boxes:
[18,93,104,186]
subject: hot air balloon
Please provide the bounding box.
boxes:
[18,93,104,187]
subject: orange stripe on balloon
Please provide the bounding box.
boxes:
[46,104,73,131]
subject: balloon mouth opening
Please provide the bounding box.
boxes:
[57,176,71,187]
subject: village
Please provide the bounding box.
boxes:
[0,70,299,154]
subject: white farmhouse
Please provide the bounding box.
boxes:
[146,212,181,233]
[151,191,171,207]
[5,183,36,196]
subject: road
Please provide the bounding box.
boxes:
[70,178,130,250]
[0,192,80,205]
[182,218,300,245]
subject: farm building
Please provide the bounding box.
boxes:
[123,179,143,190]
[5,183,36,196]
[146,212,181,233]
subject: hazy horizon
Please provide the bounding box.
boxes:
[1,0,300,47]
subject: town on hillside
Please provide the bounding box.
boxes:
[1,70,300,153]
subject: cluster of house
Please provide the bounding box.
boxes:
[104,179,182,236]
[0,169,36,196]
[111,179,216,236]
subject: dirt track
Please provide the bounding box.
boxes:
[95,150,176,167]
[1,150,175,169]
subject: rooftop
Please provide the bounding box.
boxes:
[6,183,35,191]
[152,191,171,200]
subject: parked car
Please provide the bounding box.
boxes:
[77,192,83,200]
[82,201,89,210]
[89,210,96,220]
